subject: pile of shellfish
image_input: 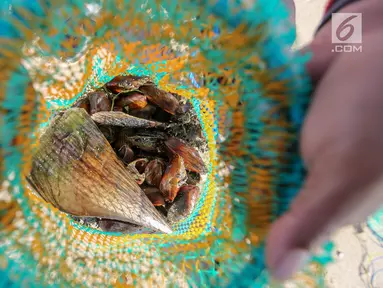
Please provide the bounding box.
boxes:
[29,75,207,234]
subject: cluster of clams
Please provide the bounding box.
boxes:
[68,75,208,232]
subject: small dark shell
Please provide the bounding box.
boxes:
[147,193,165,207]
[129,158,149,174]
[139,84,179,115]
[167,185,200,223]
[179,185,200,197]
[98,125,116,144]
[73,97,90,113]
[115,93,148,110]
[145,191,165,207]
[143,187,160,195]
[105,75,152,94]
[130,104,157,119]
[165,137,207,174]
[117,145,134,164]
[98,219,143,233]
[145,159,166,187]
[159,154,187,202]
[114,128,134,155]
[89,91,111,114]
[125,158,149,185]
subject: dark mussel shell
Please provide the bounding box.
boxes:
[117,145,134,164]
[98,219,144,233]
[129,104,157,119]
[115,93,148,110]
[143,187,160,195]
[147,192,166,207]
[165,137,207,174]
[114,128,135,163]
[145,159,166,187]
[105,75,152,94]
[143,187,165,207]
[72,97,90,113]
[89,91,111,114]
[167,185,200,223]
[139,84,179,115]
[159,154,187,202]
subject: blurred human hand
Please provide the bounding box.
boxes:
[266,0,383,281]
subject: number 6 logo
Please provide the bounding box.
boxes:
[332,13,362,44]
[336,15,357,41]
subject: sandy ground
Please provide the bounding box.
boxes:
[295,0,327,48]
[294,1,383,287]
[325,225,383,288]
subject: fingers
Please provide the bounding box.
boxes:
[267,154,383,281]
[301,22,336,84]
[303,0,383,84]
[266,152,383,281]
[266,31,383,281]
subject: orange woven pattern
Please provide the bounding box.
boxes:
[0,0,331,286]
